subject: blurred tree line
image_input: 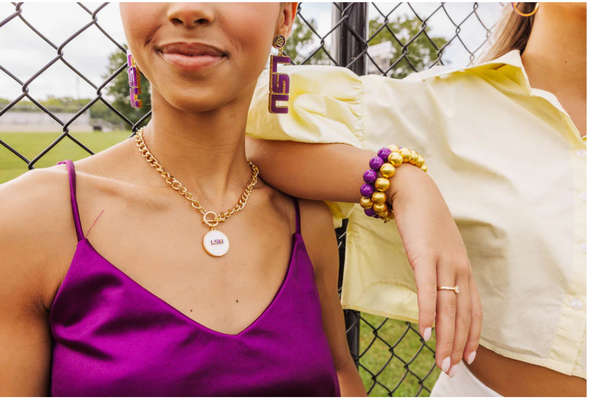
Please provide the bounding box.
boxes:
[368,16,446,78]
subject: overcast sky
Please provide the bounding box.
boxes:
[0,2,503,102]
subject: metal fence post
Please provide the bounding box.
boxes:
[331,2,369,75]
[331,2,369,367]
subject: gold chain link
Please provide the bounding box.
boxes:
[134,126,259,229]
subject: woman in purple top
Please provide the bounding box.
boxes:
[0,3,364,396]
[0,3,473,397]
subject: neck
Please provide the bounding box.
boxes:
[521,5,586,98]
[140,89,254,208]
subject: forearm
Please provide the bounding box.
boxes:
[246,138,426,205]
[336,358,367,397]
[246,139,366,201]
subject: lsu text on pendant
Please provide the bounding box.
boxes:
[203,230,230,257]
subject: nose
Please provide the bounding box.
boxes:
[167,3,215,28]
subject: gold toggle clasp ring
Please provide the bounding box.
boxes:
[437,285,460,294]
[203,211,219,229]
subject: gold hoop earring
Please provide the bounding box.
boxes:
[511,2,540,17]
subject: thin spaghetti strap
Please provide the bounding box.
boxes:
[293,197,301,234]
[56,159,85,242]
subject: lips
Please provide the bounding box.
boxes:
[158,42,226,71]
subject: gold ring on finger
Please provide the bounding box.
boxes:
[437,285,459,294]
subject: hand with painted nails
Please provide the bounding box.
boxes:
[385,164,483,376]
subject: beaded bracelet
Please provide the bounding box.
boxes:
[360,145,428,222]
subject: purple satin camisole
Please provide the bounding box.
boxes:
[50,159,341,396]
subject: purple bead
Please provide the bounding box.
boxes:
[363,169,378,184]
[377,147,392,161]
[364,208,377,217]
[360,183,375,198]
[369,156,384,170]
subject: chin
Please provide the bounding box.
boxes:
[173,98,226,114]
[158,88,231,114]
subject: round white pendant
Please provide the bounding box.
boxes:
[203,230,230,257]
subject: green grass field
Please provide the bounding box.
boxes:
[0,131,440,396]
[358,315,439,396]
[0,131,131,183]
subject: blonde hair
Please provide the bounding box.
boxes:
[479,2,537,62]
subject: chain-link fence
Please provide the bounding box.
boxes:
[0,2,503,396]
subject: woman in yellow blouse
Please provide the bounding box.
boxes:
[246,2,586,397]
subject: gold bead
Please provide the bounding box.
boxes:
[410,150,419,164]
[416,155,425,168]
[360,196,373,209]
[371,191,387,204]
[379,163,395,178]
[388,145,400,153]
[380,209,393,220]
[421,164,428,172]
[376,208,390,217]
[373,202,388,214]
[374,177,390,192]
[388,152,404,167]
[399,148,412,162]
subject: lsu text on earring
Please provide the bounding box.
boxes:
[268,35,291,114]
[127,50,143,109]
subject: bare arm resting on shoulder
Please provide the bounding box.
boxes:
[246,138,483,375]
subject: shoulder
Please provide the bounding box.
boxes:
[298,199,339,273]
[0,164,74,241]
[395,54,525,95]
[0,164,79,311]
[247,65,364,146]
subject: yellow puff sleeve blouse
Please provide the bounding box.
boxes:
[246,50,586,379]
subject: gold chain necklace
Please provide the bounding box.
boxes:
[134,126,259,257]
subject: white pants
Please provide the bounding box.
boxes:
[431,362,503,397]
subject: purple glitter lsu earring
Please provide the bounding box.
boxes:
[268,34,291,114]
[127,50,142,109]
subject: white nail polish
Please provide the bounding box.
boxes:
[423,327,432,342]
[448,364,458,378]
[442,356,451,373]
[467,351,476,365]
